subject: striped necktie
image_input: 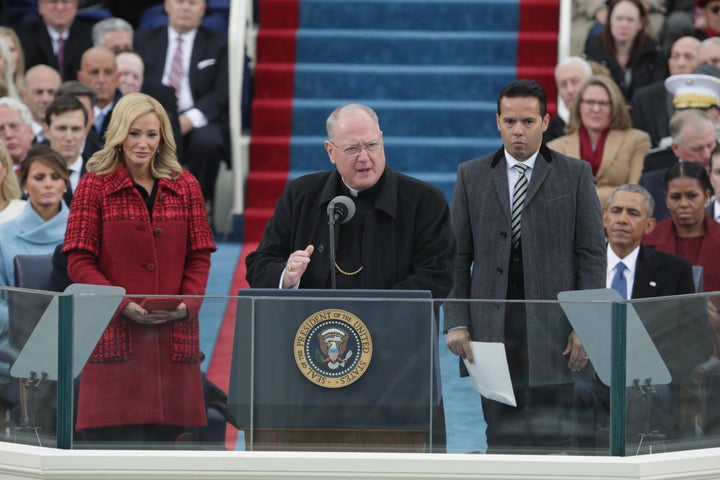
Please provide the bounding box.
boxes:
[168,35,184,103]
[511,163,529,249]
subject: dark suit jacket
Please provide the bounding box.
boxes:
[707,202,717,220]
[141,79,183,160]
[630,82,673,148]
[446,144,606,385]
[643,147,677,174]
[639,168,670,221]
[542,115,566,144]
[135,26,229,124]
[95,89,123,140]
[245,167,455,300]
[17,15,93,81]
[631,245,711,386]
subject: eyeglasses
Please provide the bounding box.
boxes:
[580,99,611,109]
[329,139,382,157]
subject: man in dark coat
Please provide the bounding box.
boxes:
[572,184,712,451]
[135,0,229,207]
[445,79,606,453]
[245,104,455,452]
[630,36,701,148]
[246,103,455,297]
[17,0,93,81]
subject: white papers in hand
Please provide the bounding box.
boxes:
[462,342,516,407]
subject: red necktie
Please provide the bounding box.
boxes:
[168,35,184,104]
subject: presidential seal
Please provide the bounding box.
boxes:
[294,308,373,388]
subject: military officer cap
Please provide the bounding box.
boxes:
[665,74,720,110]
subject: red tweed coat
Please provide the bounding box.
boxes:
[63,165,216,430]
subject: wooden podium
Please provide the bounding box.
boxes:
[228,289,440,452]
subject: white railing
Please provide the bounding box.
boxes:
[227,0,254,226]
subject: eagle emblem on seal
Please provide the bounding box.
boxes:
[316,327,353,370]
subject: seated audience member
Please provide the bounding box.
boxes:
[44,94,89,205]
[643,74,720,174]
[640,109,716,220]
[92,17,133,53]
[0,145,69,333]
[17,0,93,81]
[55,80,103,159]
[644,161,720,292]
[0,97,35,172]
[631,36,701,148]
[76,46,121,139]
[709,145,720,221]
[135,0,229,211]
[544,56,593,143]
[0,37,20,101]
[584,0,668,103]
[548,74,651,207]
[0,26,26,94]
[572,183,712,451]
[20,65,61,144]
[0,142,26,224]
[697,37,720,67]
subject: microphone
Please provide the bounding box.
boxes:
[327,195,356,225]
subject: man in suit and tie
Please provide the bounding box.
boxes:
[55,80,103,161]
[445,79,606,452]
[135,0,229,209]
[76,46,122,140]
[20,64,61,144]
[572,184,712,450]
[43,94,88,205]
[17,0,93,81]
[639,108,716,221]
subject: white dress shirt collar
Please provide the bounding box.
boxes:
[607,244,640,299]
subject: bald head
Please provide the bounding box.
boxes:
[669,36,701,75]
[77,47,118,108]
[21,65,61,123]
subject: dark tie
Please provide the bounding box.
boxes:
[511,163,529,249]
[57,36,65,79]
[611,262,628,300]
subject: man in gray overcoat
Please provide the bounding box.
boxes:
[445,79,606,453]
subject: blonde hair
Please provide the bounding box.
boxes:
[565,74,631,134]
[0,27,24,93]
[0,142,20,202]
[87,93,181,178]
[0,36,19,101]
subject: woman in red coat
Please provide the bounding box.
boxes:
[643,161,720,293]
[63,93,216,444]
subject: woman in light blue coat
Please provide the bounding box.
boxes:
[0,145,69,333]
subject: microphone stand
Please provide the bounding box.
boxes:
[328,214,338,289]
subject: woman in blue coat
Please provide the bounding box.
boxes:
[0,145,69,333]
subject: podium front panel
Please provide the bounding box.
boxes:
[228,289,438,435]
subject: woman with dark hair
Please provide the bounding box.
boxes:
[643,161,720,292]
[63,93,216,445]
[548,74,650,207]
[584,0,667,102]
[0,144,69,332]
